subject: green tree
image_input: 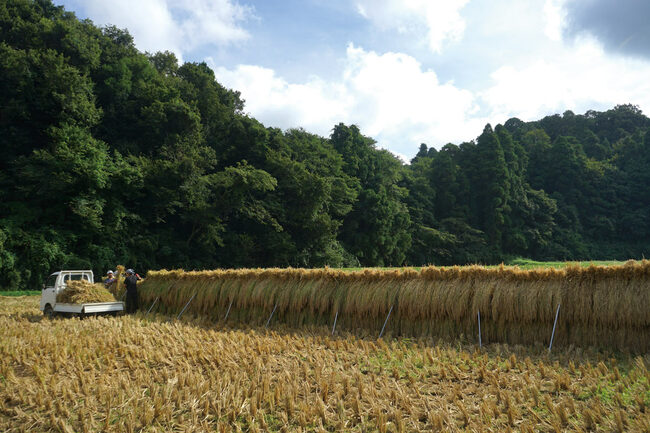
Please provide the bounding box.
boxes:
[330,124,411,266]
[470,125,509,253]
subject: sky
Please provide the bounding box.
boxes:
[58,0,650,160]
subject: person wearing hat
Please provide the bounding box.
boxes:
[103,270,116,289]
[124,269,141,313]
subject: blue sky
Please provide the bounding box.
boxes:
[58,0,650,160]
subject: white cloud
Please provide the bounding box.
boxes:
[212,44,487,158]
[211,63,349,134]
[355,0,469,53]
[213,33,650,160]
[62,0,650,160]
[480,36,650,122]
[543,0,568,41]
[74,0,254,59]
[342,45,482,145]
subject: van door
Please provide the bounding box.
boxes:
[40,273,59,311]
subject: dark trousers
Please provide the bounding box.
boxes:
[126,291,139,313]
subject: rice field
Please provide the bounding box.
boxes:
[0,295,649,432]
[139,261,650,352]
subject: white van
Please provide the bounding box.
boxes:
[40,270,124,317]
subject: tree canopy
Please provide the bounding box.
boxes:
[1,0,649,289]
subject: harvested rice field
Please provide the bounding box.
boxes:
[1,295,649,432]
[140,261,650,352]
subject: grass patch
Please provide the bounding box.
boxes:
[0,290,41,297]
[340,259,628,272]
[506,258,625,269]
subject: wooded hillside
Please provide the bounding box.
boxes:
[1,0,649,289]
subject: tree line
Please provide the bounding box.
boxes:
[1,0,649,290]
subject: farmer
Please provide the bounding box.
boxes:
[124,269,141,313]
[103,270,116,289]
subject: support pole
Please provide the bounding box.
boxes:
[146,296,159,314]
[379,304,394,339]
[265,303,278,328]
[478,310,482,349]
[549,303,561,353]
[177,292,197,320]
[223,299,233,321]
[332,311,339,336]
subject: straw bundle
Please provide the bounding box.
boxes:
[138,261,650,351]
[109,265,126,299]
[57,280,117,304]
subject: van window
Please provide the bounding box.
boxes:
[45,274,58,289]
[63,274,90,284]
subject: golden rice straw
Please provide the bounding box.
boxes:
[57,280,117,304]
[139,261,650,351]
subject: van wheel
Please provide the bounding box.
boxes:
[43,305,54,319]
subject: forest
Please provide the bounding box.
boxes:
[1,0,649,290]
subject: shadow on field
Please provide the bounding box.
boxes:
[130,309,647,370]
[19,312,44,323]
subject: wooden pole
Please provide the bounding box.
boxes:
[223,299,233,321]
[176,292,196,320]
[332,311,339,336]
[478,310,482,349]
[265,303,278,328]
[146,296,159,314]
[549,304,561,353]
[379,304,394,339]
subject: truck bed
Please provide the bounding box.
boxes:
[54,301,124,314]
